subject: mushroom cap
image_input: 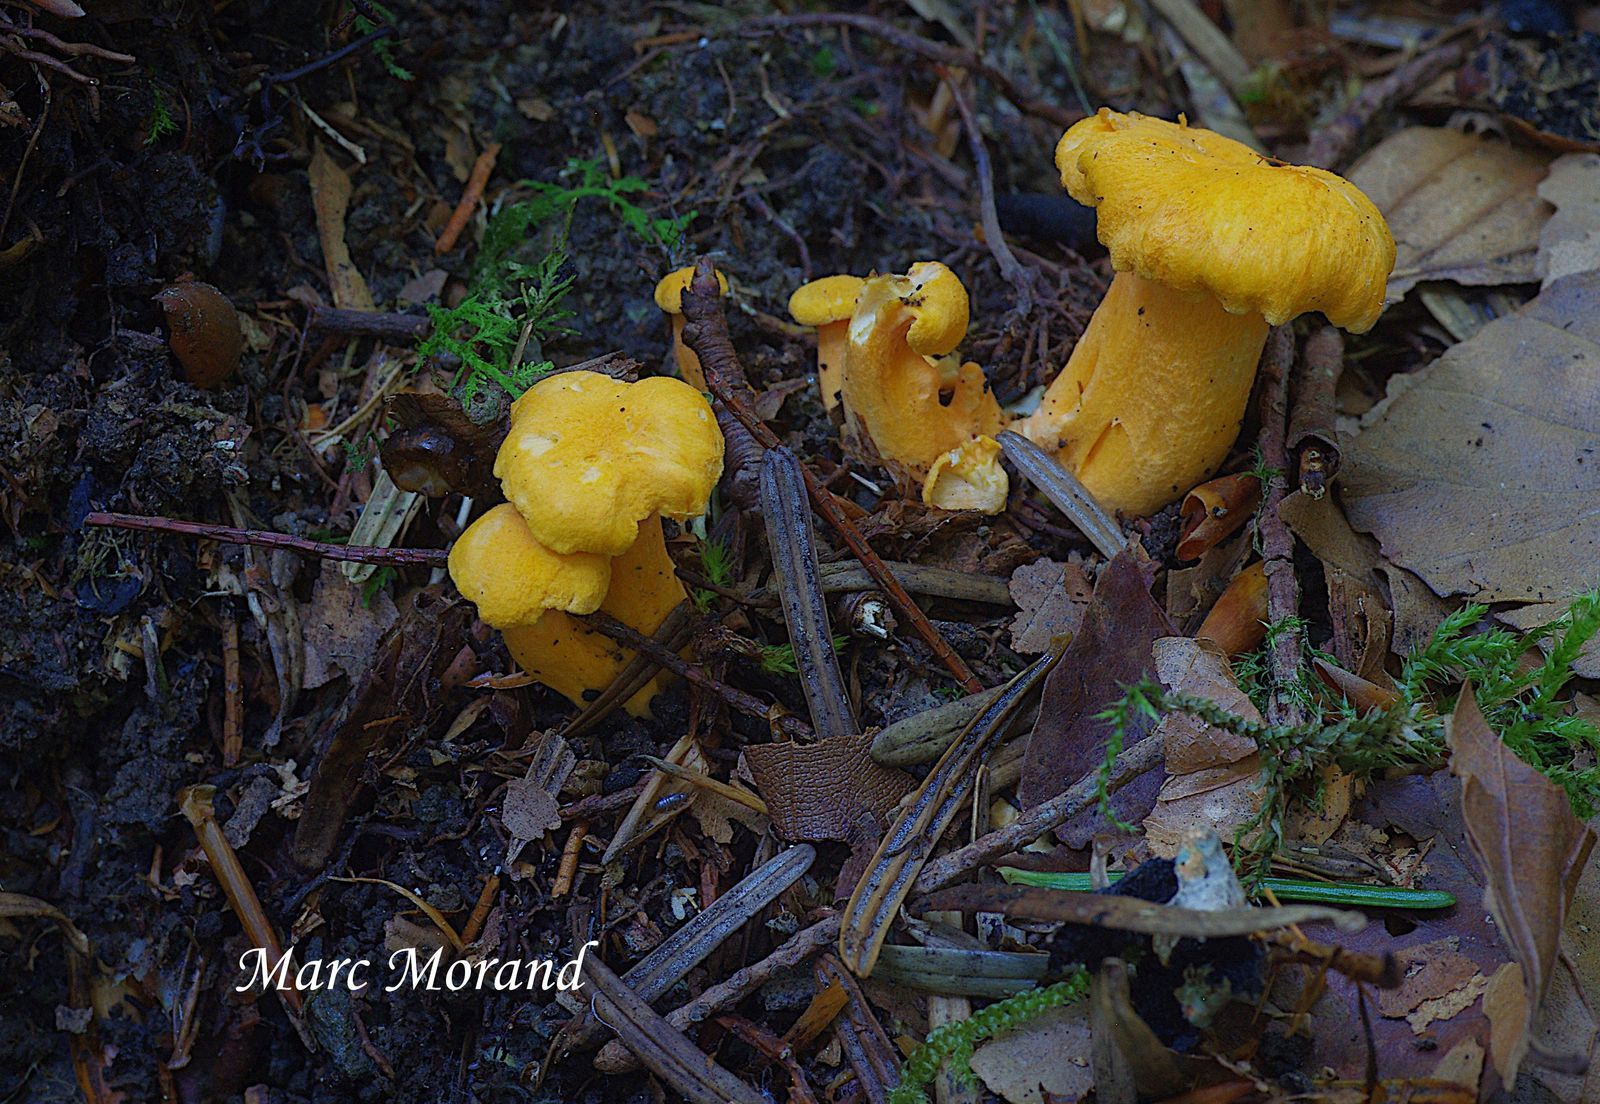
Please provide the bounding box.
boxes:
[1056,108,1396,332]
[845,261,970,359]
[447,503,611,629]
[788,274,866,326]
[497,371,725,557]
[653,265,729,315]
[922,435,1009,514]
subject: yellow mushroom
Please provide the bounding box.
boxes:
[840,261,1004,488]
[457,369,724,714]
[788,274,865,413]
[500,521,687,714]
[448,504,644,711]
[922,435,1009,514]
[1013,109,1394,517]
[653,266,729,390]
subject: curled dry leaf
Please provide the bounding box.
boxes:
[1141,638,1264,859]
[1018,550,1171,842]
[1535,153,1600,287]
[1346,126,1552,303]
[1449,688,1597,1086]
[1343,271,1600,610]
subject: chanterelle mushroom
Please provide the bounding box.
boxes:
[1013,109,1395,517]
[788,274,864,412]
[923,435,1008,513]
[654,266,729,390]
[473,369,720,713]
[449,504,646,710]
[840,262,1005,504]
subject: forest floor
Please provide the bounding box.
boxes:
[3,1,1600,1102]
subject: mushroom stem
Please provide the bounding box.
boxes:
[816,320,848,412]
[503,515,687,716]
[1013,271,1269,517]
[669,315,706,391]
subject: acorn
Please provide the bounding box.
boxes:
[155,280,242,388]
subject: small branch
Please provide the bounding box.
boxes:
[597,913,844,1074]
[737,12,1081,130]
[582,611,813,742]
[581,955,766,1104]
[1304,38,1469,170]
[435,141,501,254]
[305,305,430,342]
[938,67,1033,319]
[679,259,984,695]
[0,17,134,62]
[912,735,1163,895]
[82,511,448,567]
[1254,328,1305,727]
[266,25,394,85]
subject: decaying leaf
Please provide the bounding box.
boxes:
[1536,153,1600,286]
[1343,271,1600,609]
[307,142,375,311]
[1019,551,1171,843]
[300,561,399,690]
[745,731,914,846]
[1007,557,1092,655]
[1347,126,1552,302]
[503,731,575,867]
[971,1004,1095,1104]
[1449,689,1597,1084]
[1141,638,1263,858]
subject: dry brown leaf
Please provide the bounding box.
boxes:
[1141,638,1263,857]
[307,143,375,311]
[1020,551,1171,844]
[1347,126,1553,302]
[502,731,574,868]
[1450,689,1597,1085]
[970,1004,1095,1104]
[1379,938,1480,1021]
[300,561,399,690]
[1342,271,1600,609]
[1526,854,1600,1100]
[1536,153,1600,286]
[745,731,914,845]
[1007,558,1092,655]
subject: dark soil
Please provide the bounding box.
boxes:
[0,4,1106,1100]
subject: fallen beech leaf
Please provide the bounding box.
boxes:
[1138,638,1263,857]
[1007,558,1092,655]
[1347,126,1552,303]
[1449,688,1597,1084]
[1526,856,1600,1100]
[1536,153,1600,286]
[1378,938,1482,1023]
[1019,550,1171,842]
[1343,271,1600,607]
